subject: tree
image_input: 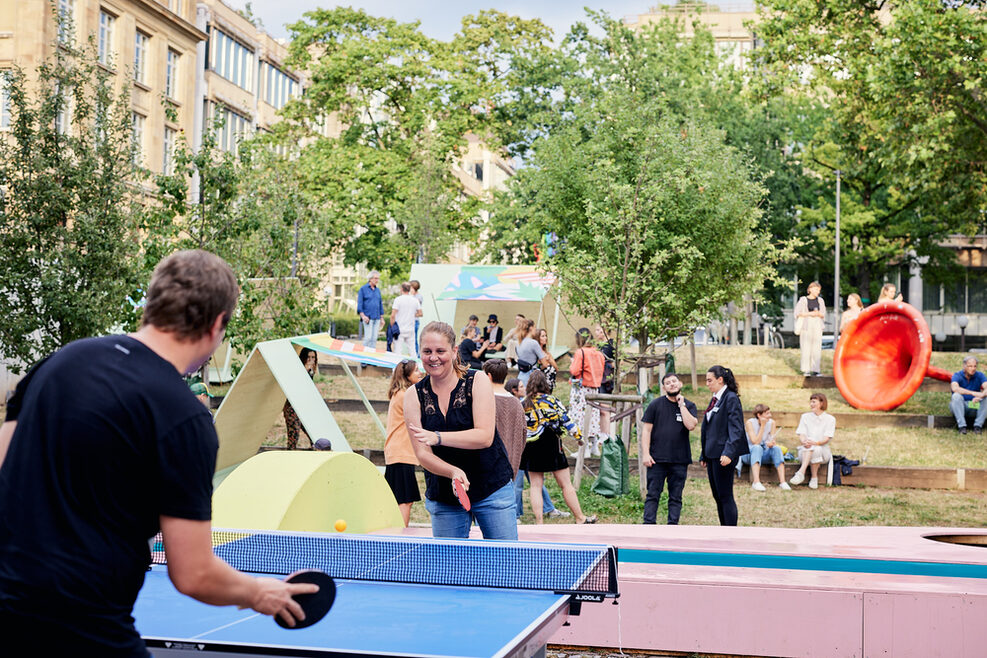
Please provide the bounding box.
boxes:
[514,100,777,385]
[281,8,554,273]
[0,32,144,371]
[752,0,986,301]
[144,121,332,354]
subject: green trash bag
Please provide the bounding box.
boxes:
[591,437,630,497]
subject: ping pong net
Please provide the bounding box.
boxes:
[151,528,618,602]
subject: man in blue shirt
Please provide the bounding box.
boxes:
[357,270,384,350]
[950,356,987,434]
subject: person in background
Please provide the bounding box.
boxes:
[390,282,422,357]
[794,281,825,376]
[482,314,504,353]
[189,381,212,410]
[641,373,697,524]
[458,327,490,370]
[789,393,836,489]
[536,328,558,391]
[409,280,424,357]
[384,360,423,527]
[877,282,903,303]
[840,293,864,331]
[283,348,317,450]
[700,365,748,526]
[568,328,606,457]
[0,250,314,654]
[462,315,481,342]
[504,377,567,521]
[949,356,987,435]
[739,404,790,492]
[357,271,385,350]
[521,370,596,524]
[592,325,615,437]
[516,319,549,385]
[504,314,526,367]
[404,322,516,539]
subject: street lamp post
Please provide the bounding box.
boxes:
[958,315,970,353]
[833,170,841,343]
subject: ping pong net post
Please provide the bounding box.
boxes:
[151,529,619,613]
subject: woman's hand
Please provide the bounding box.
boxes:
[719,455,732,467]
[409,424,439,447]
[450,467,470,490]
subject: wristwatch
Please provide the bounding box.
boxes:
[435,431,442,446]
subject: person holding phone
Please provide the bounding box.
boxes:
[700,365,748,526]
[404,322,516,540]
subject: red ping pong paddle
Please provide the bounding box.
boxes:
[452,478,471,512]
[277,570,336,629]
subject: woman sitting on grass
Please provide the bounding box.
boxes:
[521,370,596,525]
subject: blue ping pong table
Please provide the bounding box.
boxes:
[136,530,619,658]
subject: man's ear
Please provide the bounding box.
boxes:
[208,314,226,342]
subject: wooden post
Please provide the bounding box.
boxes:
[621,402,632,454]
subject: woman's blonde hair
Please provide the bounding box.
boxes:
[420,321,468,378]
[847,293,862,309]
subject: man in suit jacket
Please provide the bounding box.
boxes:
[700,365,749,526]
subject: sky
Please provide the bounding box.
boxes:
[230,1,755,42]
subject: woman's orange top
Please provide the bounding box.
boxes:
[569,346,606,388]
[384,392,419,466]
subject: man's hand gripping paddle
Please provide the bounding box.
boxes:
[277,570,336,629]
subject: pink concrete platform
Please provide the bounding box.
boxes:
[397,524,987,657]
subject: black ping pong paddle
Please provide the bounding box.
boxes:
[452,478,471,512]
[277,570,336,629]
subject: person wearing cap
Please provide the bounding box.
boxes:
[313,438,333,451]
[357,271,384,350]
[189,382,212,410]
[482,315,504,353]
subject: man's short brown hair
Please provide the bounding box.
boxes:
[141,250,239,340]
[482,359,508,384]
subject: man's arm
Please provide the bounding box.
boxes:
[160,516,316,626]
[952,380,984,397]
[0,420,16,470]
[641,422,654,467]
[679,400,698,431]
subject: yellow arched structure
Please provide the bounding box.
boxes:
[212,451,403,534]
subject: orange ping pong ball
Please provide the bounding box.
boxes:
[334,519,347,532]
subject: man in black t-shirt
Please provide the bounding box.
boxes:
[641,373,698,525]
[0,250,316,656]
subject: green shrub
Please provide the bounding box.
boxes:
[331,314,361,338]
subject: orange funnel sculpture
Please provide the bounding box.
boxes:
[833,301,951,411]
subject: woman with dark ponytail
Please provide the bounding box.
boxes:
[699,365,749,526]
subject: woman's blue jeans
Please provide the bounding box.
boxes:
[425,481,518,540]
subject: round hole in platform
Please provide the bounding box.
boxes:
[924,533,987,548]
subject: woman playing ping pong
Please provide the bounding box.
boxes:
[404,322,517,539]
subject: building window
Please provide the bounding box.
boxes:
[132,112,145,165]
[163,126,176,174]
[134,31,149,84]
[1,72,11,129]
[168,0,183,14]
[165,49,180,99]
[98,11,115,66]
[263,62,299,110]
[210,103,252,155]
[55,90,71,135]
[209,28,254,92]
[57,0,74,45]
